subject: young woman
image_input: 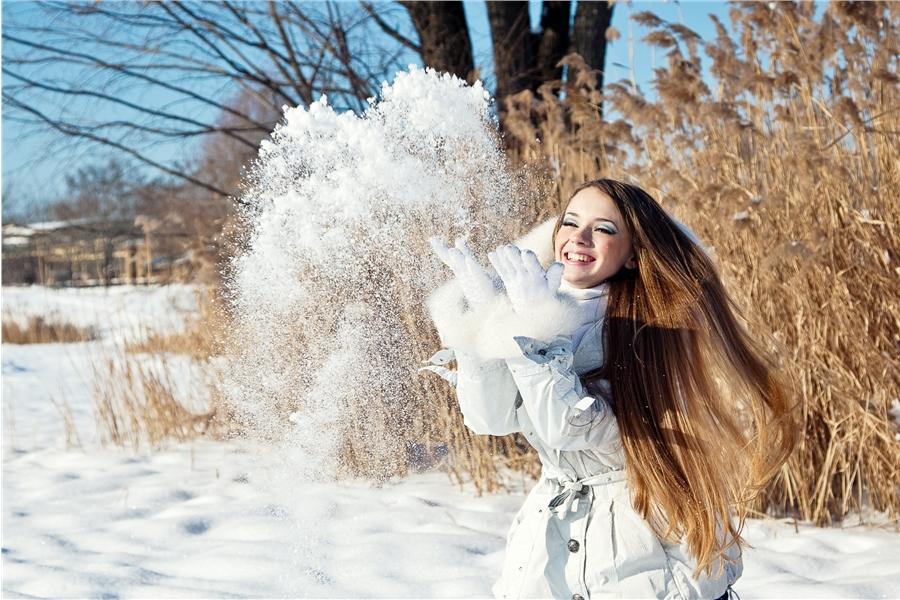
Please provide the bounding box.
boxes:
[427,178,796,600]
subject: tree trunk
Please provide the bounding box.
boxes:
[401,0,614,128]
[400,1,475,83]
[572,0,614,90]
[534,1,571,86]
[485,1,534,99]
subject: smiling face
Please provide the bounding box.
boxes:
[554,186,636,288]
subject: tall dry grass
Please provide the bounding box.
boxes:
[1,315,97,344]
[484,2,898,524]
[91,287,223,450]
[124,286,225,361]
[83,3,896,527]
[92,355,215,450]
[50,395,83,450]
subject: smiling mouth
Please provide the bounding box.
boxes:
[564,251,595,264]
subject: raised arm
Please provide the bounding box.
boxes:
[455,351,520,436]
[425,237,519,436]
[505,336,620,452]
[486,245,621,453]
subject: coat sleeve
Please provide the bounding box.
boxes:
[503,335,620,452]
[454,351,521,436]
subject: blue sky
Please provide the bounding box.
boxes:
[2,1,736,217]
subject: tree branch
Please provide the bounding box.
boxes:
[360,2,421,53]
[4,93,237,201]
[3,67,260,148]
[3,32,271,131]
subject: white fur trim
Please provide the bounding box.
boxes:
[427,288,584,361]
[425,280,483,354]
[670,216,712,257]
[475,293,584,359]
[514,217,557,267]
[426,218,561,359]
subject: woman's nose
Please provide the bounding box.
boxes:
[569,227,592,245]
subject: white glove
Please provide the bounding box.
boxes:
[487,244,564,315]
[430,236,498,308]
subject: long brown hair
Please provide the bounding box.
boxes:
[554,178,796,577]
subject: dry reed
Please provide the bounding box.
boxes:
[101,2,897,528]
[92,353,216,450]
[489,2,899,524]
[49,395,83,449]
[2,315,97,344]
[92,287,224,450]
[124,286,224,361]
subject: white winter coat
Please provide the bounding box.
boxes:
[425,220,742,600]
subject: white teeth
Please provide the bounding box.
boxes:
[567,252,591,262]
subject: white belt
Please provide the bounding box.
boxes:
[545,469,627,519]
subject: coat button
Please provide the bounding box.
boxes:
[567,539,580,553]
[572,595,584,600]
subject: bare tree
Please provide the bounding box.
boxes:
[388,1,615,118]
[4,1,614,203]
[3,1,414,200]
[52,159,141,221]
[571,1,614,84]
[393,2,475,82]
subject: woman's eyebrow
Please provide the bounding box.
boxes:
[565,211,619,227]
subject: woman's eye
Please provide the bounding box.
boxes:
[595,226,616,235]
[562,220,577,228]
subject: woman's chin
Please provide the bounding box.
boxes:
[562,274,602,289]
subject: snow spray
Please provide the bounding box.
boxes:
[222,66,528,484]
[220,67,532,592]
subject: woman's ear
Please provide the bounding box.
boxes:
[625,251,637,270]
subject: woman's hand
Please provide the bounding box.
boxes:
[487,245,564,315]
[430,236,499,308]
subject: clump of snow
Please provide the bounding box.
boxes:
[223,66,526,480]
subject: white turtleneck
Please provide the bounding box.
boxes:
[557,279,609,349]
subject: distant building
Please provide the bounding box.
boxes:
[1,217,175,286]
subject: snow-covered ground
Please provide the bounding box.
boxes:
[3,285,899,598]
[1,284,200,342]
